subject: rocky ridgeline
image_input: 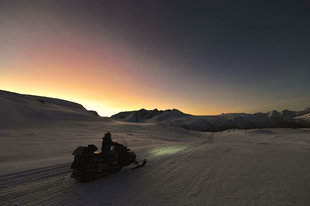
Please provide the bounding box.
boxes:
[111,108,310,131]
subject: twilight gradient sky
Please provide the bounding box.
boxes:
[1,0,310,116]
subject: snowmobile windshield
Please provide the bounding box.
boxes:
[113,136,128,147]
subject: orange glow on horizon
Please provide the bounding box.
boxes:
[2,12,303,117]
[1,1,309,118]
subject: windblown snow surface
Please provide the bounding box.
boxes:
[1,91,310,206]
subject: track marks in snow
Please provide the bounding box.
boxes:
[0,163,70,187]
[1,130,310,206]
[131,141,233,206]
[0,163,73,206]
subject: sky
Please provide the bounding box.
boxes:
[0,0,309,117]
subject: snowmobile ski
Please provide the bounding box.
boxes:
[132,159,147,170]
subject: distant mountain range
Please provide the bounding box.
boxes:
[111,108,189,123]
[1,89,309,131]
[112,108,310,131]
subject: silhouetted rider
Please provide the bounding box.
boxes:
[101,132,113,152]
[101,132,120,160]
[101,132,139,166]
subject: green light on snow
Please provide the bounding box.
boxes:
[150,146,187,157]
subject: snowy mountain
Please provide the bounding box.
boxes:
[1,90,310,205]
[112,108,310,131]
[294,109,310,125]
[1,89,309,131]
[0,90,103,128]
[111,108,189,123]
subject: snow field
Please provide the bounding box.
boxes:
[1,122,310,206]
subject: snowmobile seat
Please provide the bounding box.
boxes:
[72,145,98,157]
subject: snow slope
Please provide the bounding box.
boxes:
[1,90,310,205]
[0,90,103,128]
[1,124,310,206]
[295,113,310,122]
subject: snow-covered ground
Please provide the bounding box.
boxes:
[1,122,310,206]
[1,90,310,205]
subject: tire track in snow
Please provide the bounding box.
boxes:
[130,135,219,206]
[0,163,73,206]
[0,134,214,206]
[0,163,71,188]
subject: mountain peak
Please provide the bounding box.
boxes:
[111,108,187,123]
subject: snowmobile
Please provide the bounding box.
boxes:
[71,144,146,182]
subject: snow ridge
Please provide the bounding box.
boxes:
[1,89,309,131]
[112,108,310,131]
[111,108,189,123]
[0,90,102,128]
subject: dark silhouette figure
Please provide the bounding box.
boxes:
[101,132,113,152]
[101,132,119,160]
